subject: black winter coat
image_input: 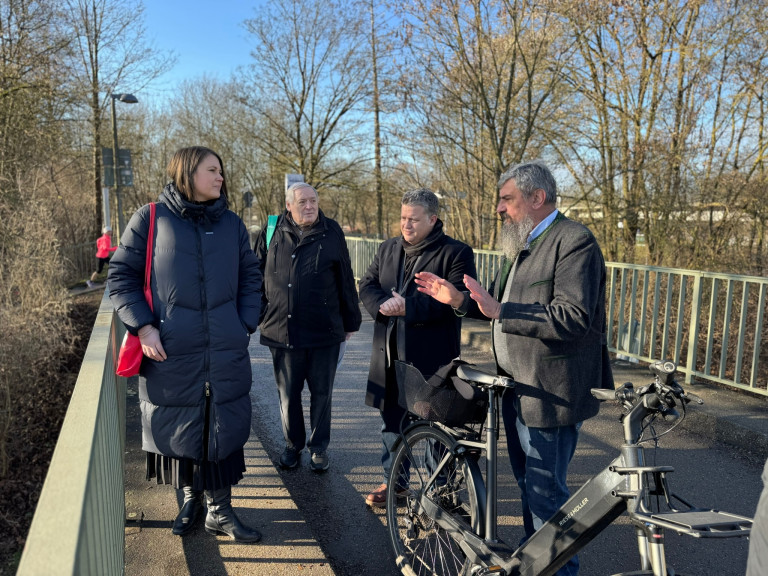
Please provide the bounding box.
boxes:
[108,184,263,462]
[254,210,361,349]
[358,223,476,410]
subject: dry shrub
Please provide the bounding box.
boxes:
[0,190,74,478]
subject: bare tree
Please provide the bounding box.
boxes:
[0,0,75,479]
[555,0,740,264]
[61,0,173,236]
[369,0,385,237]
[689,0,768,274]
[394,0,569,247]
[241,0,372,188]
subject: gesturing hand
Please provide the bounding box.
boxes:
[414,272,463,308]
[138,325,167,361]
[464,275,501,320]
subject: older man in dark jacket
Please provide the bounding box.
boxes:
[358,188,476,507]
[415,160,613,576]
[255,182,361,472]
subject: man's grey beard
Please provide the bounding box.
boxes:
[500,215,535,260]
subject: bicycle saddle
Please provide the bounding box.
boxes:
[456,364,515,388]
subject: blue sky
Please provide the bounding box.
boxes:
[143,1,265,94]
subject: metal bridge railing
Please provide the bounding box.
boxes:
[17,291,126,575]
[346,239,767,394]
[606,264,767,394]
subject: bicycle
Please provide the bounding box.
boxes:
[386,359,753,576]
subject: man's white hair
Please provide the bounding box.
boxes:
[285,182,317,203]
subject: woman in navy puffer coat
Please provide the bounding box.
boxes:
[108,146,263,543]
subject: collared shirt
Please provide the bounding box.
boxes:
[526,208,559,248]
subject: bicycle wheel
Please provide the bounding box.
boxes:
[386,425,483,576]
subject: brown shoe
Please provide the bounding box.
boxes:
[366,483,389,508]
[365,483,407,508]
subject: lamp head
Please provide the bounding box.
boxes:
[111,93,138,104]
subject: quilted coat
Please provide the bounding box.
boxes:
[108,184,263,462]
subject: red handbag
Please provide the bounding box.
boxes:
[116,203,156,377]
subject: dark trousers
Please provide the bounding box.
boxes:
[380,399,408,483]
[380,362,409,482]
[502,392,582,576]
[269,343,340,454]
[96,256,110,274]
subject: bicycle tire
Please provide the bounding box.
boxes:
[386,425,483,576]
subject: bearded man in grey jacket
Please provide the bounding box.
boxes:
[415,160,613,576]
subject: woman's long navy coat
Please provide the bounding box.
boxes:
[108,185,263,462]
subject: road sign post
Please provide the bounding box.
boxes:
[285,173,304,192]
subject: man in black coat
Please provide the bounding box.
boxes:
[358,188,476,507]
[415,160,613,576]
[255,183,361,472]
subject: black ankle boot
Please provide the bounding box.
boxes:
[204,486,261,543]
[172,486,203,536]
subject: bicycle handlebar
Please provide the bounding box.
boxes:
[590,359,704,419]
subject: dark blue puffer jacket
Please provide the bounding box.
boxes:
[108,184,263,462]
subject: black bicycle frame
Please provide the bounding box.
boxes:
[414,376,751,576]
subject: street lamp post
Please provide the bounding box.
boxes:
[110,92,138,239]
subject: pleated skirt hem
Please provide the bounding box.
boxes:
[145,448,246,491]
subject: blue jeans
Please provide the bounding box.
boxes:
[269,344,340,454]
[380,385,409,483]
[502,392,582,576]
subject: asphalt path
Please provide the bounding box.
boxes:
[249,306,762,576]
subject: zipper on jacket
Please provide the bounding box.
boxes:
[194,222,211,382]
[196,217,213,461]
[314,243,323,273]
[203,381,211,461]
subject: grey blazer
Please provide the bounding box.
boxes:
[466,214,613,427]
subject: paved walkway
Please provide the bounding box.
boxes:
[123,310,768,575]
